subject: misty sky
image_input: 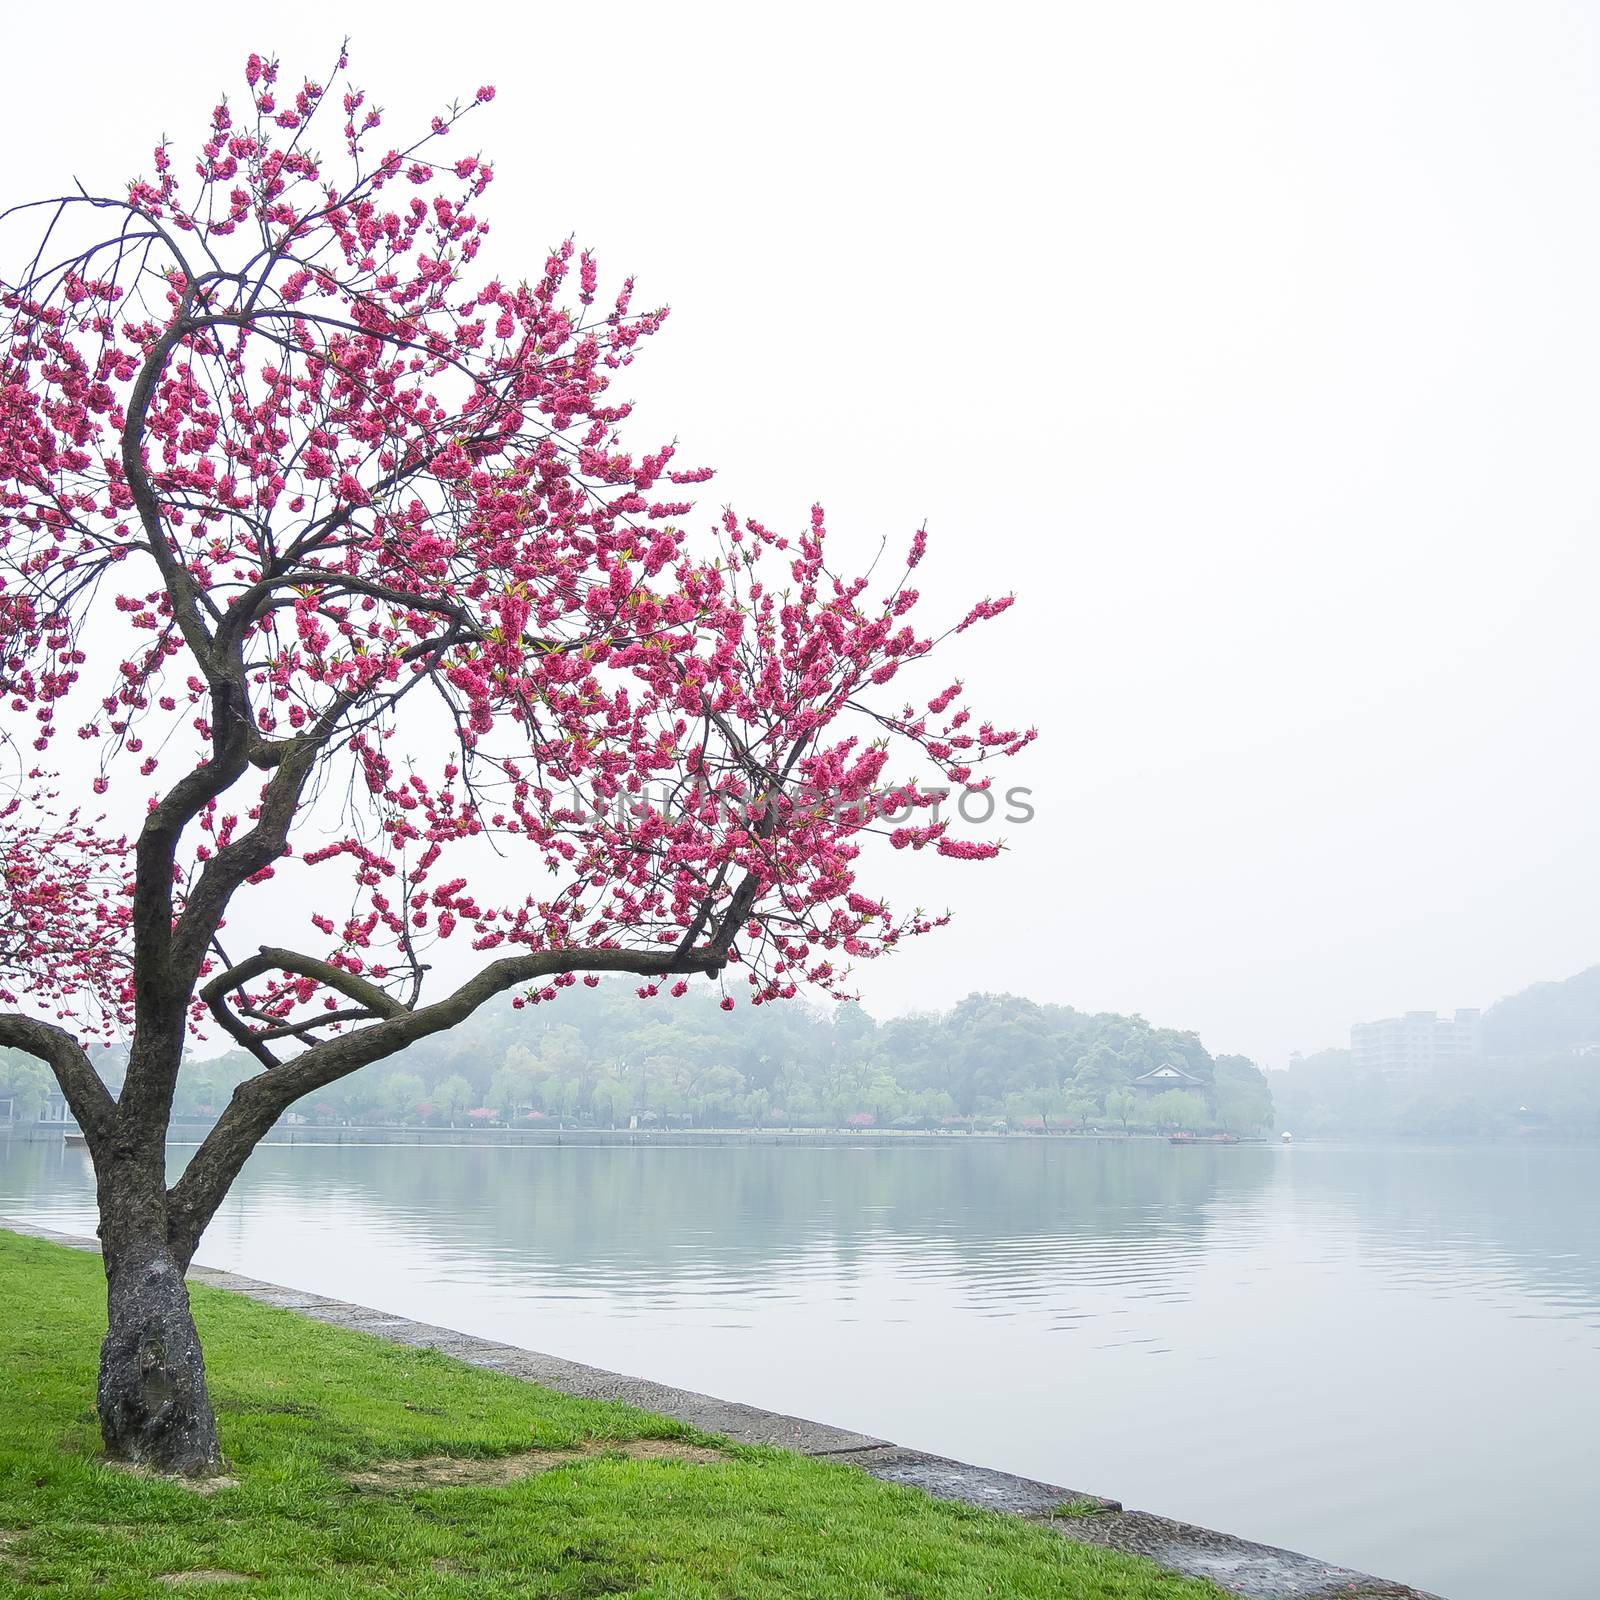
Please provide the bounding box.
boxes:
[4,2,1598,1066]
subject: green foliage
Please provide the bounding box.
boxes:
[433,1073,474,1124]
[1212,1056,1273,1133]
[379,1071,427,1125]
[1146,1091,1208,1132]
[1480,965,1600,1056]
[1,1053,50,1120]
[0,1231,1224,1600]
[1272,968,1600,1139]
[1105,1089,1138,1131]
[267,984,1266,1135]
[1053,1498,1113,1519]
[1271,1050,1600,1139]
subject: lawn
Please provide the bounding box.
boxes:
[0,1230,1223,1599]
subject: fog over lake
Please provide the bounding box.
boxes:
[3,1136,1595,1600]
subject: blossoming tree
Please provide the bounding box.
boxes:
[0,50,1031,1474]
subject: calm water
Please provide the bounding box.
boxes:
[2,1137,1597,1600]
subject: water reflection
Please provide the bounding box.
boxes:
[2,1137,1596,1600]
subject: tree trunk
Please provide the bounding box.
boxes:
[97,1186,222,1476]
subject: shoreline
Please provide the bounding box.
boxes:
[3,1217,1442,1600]
[11,1122,1588,1150]
[7,1123,1244,1149]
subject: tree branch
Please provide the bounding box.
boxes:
[0,1015,115,1146]
[198,943,408,1058]
[164,942,726,1263]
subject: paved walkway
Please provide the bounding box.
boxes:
[5,1219,1444,1600]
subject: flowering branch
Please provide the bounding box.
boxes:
[0,47,1033,1176]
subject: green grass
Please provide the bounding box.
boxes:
[0,1231,1222,1599]
[1052,1498,1115,1520]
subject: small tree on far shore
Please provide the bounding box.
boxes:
[433,1073,473,1126]
[0,48,1030,1474]
[2,1054,50,1121]
[1148,1090,1208,1132]
[1105,1087,1138,1132]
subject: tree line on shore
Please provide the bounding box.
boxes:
[1270,966,1600,1138]
[1271,1049,1600,1138]
[2,987,1276,1136]
[15,962,1598,1140]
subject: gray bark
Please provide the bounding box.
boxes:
[94,1164,220,1476]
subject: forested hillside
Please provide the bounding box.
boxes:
[3,989,1273,1135]
[1272,967,1600,1137]
[1480,966,1600,1056]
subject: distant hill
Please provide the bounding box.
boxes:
[1272,971,1600,1138]
[1481,966,1600,1057]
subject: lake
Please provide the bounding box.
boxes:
[2,1136,1595,1600]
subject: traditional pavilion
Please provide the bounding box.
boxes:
[1130,1064,1206,1096]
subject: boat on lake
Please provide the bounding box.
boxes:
[1168,1132,1240,1146]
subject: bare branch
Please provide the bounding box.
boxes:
[0,1014,114,1145]
[165,941,725,1258]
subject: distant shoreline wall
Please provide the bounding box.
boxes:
[215,1125,1186,1149]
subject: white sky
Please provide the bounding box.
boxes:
[4,1,1598,1065]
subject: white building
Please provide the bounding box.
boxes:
[1350,1009,1481,1075]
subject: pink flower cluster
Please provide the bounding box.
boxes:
[0,49,1034,1046]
